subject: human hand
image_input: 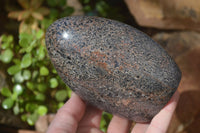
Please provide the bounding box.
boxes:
[47,91,179,133]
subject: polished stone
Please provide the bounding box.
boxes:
[45,16,181,122]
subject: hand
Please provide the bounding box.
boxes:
[47,91,179,133]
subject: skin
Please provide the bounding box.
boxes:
[47,91,179,133]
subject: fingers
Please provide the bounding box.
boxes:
[131,91,180,133]
[77,105,103,133]
[107,115,132,133]
[146,91,180,133]
[131,123,149,133]
[47,93,86,133]
[47,90,179,133]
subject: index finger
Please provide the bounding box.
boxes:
[131,91,180,133]
[47,93,86,133]
[146,91,180,133]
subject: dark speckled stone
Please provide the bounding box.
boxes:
[45,16,181,122]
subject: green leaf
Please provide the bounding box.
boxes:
[13,71,24,83]
[58,0,66,6]
[37,83,47,92]
[7,64,21,75]
[103,112,113,120]
[50,78,58,88]
[21,53,32,68]
[26,81,34,90]
[35,93,46,101]
[58,102,64,109]
[47,0,57,7]
[23,70,31,80]
[1,34,7,42]
[2,98,14,109]
[11,92,18,101]
[7,35,14,43]
[19,34,29,48]
[36,29,44,39]
[32,70,39,79]
[49,9,58,19]
[20,108,24,113]
[21,114,27,122]
[96,1,109,17]
[19,98,24,104]
[0,49,14,63]
[27,113,38,126]
[100,118,106,132]
[1,42,10,50]
[1,35,13,49]
[100,112,112,131]
[13,58,21,65]
[19,33,33,48]
[13,103,20,115]
[52,68,57,74]
[40,66,49,76]
[37,105,48,116]
[25,103,38,113]
[66,86,72,98]
[41,18,54,29]
[1,87,12,97]
[37,45,45,60]
[20,40,36,53]
[13,84,24,95]
[61,6,74,17]
[83,5,92,12]
[55,90,68,102]
[19,38,29,48]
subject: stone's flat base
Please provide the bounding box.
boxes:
[45,16,181,122]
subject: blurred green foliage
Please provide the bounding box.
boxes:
[0,0,73,126]
[0,0,127,131]
[0,28,72,126]
[79,0,127,22]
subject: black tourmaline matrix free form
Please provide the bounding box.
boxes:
[45,16,181,122]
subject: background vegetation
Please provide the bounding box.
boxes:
[0,0,133,131]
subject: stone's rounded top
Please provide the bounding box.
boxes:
[45,16,182,122]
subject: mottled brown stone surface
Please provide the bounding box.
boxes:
[124,0,200,31]
[45,16,181,122]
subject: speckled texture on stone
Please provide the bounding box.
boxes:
[45,16,182,122]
